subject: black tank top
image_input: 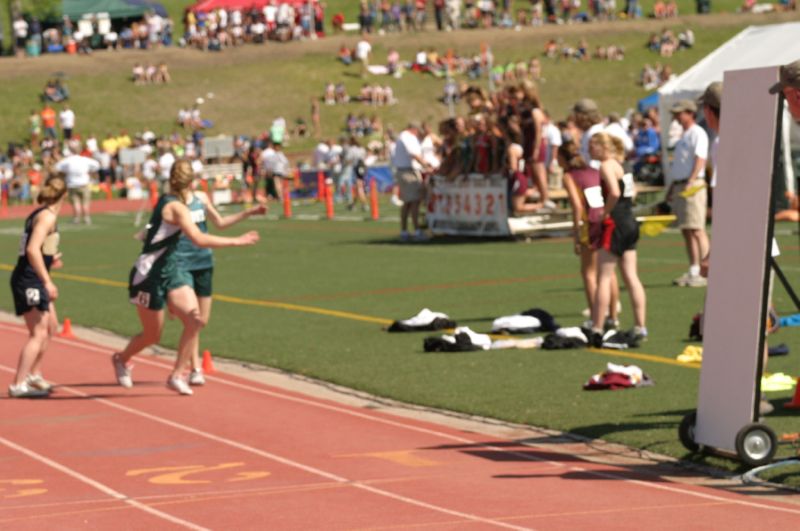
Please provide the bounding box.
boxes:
[11,207,56,285]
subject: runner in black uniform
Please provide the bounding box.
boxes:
[8,176,67,398]
[588,132,647,343]
[111,160,260,395]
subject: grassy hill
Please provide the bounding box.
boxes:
[1,11,795,156]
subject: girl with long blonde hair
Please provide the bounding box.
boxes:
[112,160,259,395]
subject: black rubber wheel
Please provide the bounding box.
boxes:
[678,411,700,453]
[735,423,777,467]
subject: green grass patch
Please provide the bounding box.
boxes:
[754,462,800,489]
[0,18,749,153]
[0,209,798,473]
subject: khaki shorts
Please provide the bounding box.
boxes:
[671,181,707,230]
[68,185,91,204]
[396,169,425,203]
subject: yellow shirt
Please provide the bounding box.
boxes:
[116,135,132,149]
[102,138,119,155]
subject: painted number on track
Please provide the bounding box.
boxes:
[126,462,270,485]
[0,479,47,498]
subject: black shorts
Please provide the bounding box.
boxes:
[11,279,51,316]
[601,214,639,257]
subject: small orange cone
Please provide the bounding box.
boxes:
[202,350,216,374]
[149,181,159,209]
[370,179,380,220]
[325,182,334,219]
[282,179,292,218]
[59,318,75,339]
[784,377,800,408]
[317,171,325,201]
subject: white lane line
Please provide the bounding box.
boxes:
[5,324,800,518]
[0,434,208,531]
[0,368,531,530]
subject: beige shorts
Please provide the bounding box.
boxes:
[396,169,425,203]
[68,185,91,204]
[671,181,707,230]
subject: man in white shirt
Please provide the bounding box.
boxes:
[157,146,176,193]
[667,99,709,287]
[355,36,371,78]
[391,122,429,241]
[313,140,331,169]
[13,16,28,56]
[59,105,76,140]
[55,140,100,224]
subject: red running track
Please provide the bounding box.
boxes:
[1,198,145,220]
[1,321,799,530]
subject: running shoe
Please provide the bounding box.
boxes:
[111,353,133,388]
[684,275,707,288]
[413,230,430,242]
[632,326,649,343]
[540,199,557,212]
[8,382,50,398]
[399,231,411,242]
[189,369,206,386]
[25,374,53,392]
[390,196,404,207]
[167,376,194,396]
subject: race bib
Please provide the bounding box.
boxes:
[25,288,41,306]
[583,186,604,209]
[131,291,151,308]
[622,173,635,198]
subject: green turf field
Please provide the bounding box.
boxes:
[1,206,798,471]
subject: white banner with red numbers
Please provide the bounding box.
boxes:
[426,175,510,236]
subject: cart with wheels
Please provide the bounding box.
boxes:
[676,66,787,467]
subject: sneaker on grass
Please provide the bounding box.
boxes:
[399,231,411,242]
[684,275,707,288]
[390,195,404,207]
[167,376,193,396]
[111,352,133,388]
[8,382,50,398]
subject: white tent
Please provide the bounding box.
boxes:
[658,22,800,185]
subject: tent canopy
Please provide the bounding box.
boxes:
[62,0,166,20]
[657,22,800,152]
[190,0,315,13]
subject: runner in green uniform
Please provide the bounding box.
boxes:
[112,160,259,395]
[173,188,266,386]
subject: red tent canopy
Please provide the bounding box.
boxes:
[189,0,316,13]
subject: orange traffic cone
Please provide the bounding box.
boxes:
[325,183,334,219]
[202,350,216,374]
[59,318,75,339]
[149,181,159,209]
[784,378,800,408]
[103,182,113,200]
[282,179,292,218]
[370,179,380,220]
[317,171,325,202]
[0,188,8,219]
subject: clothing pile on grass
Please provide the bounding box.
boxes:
[583,363,654,391]
[386,308,456,332]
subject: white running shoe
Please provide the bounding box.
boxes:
[8,382,50,398]
[25,374,53,392]
[189,369,206,386]
[167,376,193,396]
[111,353,133,388]
[390,195,404,207]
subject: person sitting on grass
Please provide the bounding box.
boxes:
[111,160,260,395]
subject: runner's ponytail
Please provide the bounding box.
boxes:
[37,175,67,205]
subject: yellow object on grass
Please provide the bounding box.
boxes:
[677,345,703,364]
[637,215,677,237]
[761,373,797,393]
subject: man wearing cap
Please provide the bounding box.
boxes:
[391,122,430,241]
[699,81,722,191]
[667,98,709,287]
[770,59,800,120]
[573,98,632,169]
